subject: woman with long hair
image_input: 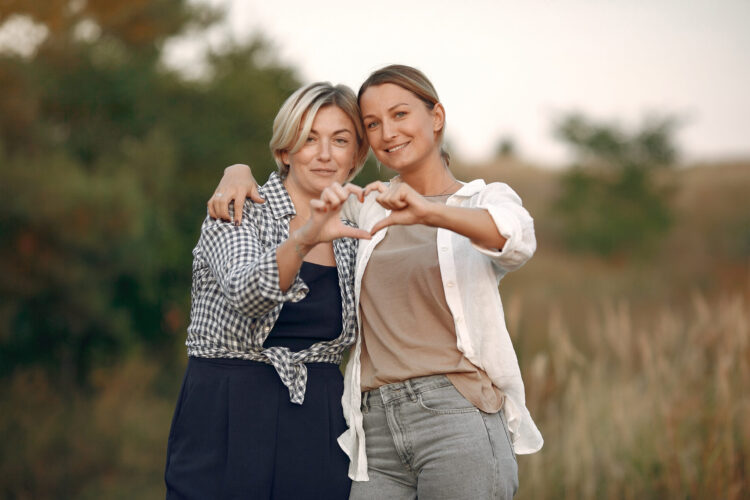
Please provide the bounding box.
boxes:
[210,65,543,499]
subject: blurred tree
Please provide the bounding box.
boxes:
[553,113,679,258]
[0,1,300,382]
[495,135,516,158]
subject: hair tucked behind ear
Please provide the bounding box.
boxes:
[358,64,450,167]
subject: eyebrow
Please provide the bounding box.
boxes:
[362,102,410,120]
[309,128,353,135]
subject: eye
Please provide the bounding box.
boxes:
[366,121,379,130]
[395,111,407,118]
[305,136,317,143]
[334,137,349,145]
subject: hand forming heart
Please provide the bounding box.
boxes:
[363,180,435,235]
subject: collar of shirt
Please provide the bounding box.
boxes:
[259,171,296,220]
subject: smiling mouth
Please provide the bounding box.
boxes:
[311,169,337,175]
[385,142,409,153]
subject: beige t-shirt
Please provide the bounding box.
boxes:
[359,195,503,413]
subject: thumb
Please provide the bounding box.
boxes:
[370,215,398,235]
[339,226,372,240]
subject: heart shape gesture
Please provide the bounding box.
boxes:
[304,183,370,243]
[363,180,435,235]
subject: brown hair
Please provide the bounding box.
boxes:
[358,64,449,166]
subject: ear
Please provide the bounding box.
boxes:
[280,150,290,167]
[432,103,446,134]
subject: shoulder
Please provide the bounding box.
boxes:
[458,179,523,206]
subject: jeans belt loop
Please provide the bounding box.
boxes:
[361,390,370,412]
[404,378,418,402]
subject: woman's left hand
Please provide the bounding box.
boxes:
[364,181,437,234]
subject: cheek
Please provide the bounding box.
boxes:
[290,147,314,165]
[335,146,357,167]
[365,129,379,145]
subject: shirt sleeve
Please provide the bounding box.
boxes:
[471,182,537,272]
[197,204,309,318]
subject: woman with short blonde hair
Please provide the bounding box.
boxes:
[270,82,369,179]
[165,81,371,499]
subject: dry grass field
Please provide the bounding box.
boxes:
[1,160,748,498]
[456,159,750,498]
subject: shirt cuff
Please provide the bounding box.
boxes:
[470,204,521,258]
[256,248,309,303]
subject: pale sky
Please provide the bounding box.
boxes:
[166,1,750,166]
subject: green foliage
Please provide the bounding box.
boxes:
[553,114,679,258]
[0,3,299,380]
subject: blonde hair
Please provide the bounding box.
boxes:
[358,64,450,166]
[270,82,368,180]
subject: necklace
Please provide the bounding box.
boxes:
[423,178,460,197]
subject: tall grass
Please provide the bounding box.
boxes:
[1,290,746,498]
[517,289,750,499]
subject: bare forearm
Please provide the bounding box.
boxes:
[423,204,507,251]
[276,232,315,292]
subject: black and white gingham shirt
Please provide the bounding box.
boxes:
[186,172,358,404]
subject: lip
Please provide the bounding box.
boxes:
[385,141,410,154]
[310,168,338,176]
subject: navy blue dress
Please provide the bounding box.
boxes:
[165,262,351,499]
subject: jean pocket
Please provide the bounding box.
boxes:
[417,384,479,415]
[497,410,517,462]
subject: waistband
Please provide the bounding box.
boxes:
[361,374,453,409]
[188,356,338,369]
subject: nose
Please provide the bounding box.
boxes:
[318,139,331,161]
[381,119,397,142]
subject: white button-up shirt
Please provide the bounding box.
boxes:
[338,179,544,481]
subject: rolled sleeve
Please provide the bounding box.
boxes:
[471,183,537,272]
[199,214,309,318]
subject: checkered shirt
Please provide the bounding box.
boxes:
[186,172,358,404]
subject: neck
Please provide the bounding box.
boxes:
[396,152,454,195]
[282,178,313,222]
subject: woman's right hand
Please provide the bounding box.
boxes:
[296,183,369,246]
[207,164,264,224]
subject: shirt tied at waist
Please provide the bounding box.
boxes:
[262,346,315,404]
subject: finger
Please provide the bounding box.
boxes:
[363,181,387,197]
[321,188,341,206]
[222,195,232,221]
[209,192,232,221]
[375,193,408,211]
[343,183,365,202]
[310,199,330,212]
[370,215,398,235]
[248,184,265,204]
[331,183,348,201]
[232,193,244,226]
[338,226,372,240]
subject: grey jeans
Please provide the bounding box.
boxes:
[349,375,518,500]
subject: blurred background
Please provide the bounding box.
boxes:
[0,1,748,498]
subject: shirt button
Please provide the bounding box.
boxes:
[446,282,455,288]
[295,291,305,300]
[263,326,271,333]
[440,246,448,252]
